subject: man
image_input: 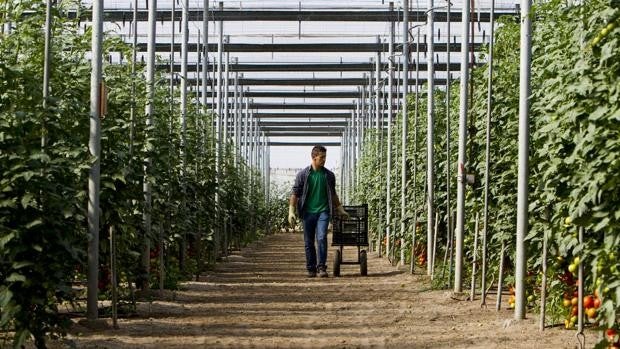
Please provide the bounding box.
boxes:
[289,145,349,278]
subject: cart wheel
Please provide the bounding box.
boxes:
[360,250,367,276]
[333,249,341,277]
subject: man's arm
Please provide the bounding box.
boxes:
[332,193,342,208]
[328,173,349,219]
[289,194,298,207]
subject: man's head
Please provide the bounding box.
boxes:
[311,145,327,170]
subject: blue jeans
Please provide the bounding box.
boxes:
[302,210,330,272]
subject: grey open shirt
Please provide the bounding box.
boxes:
[291,165,337,217]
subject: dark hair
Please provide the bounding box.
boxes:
[311,145,327,158]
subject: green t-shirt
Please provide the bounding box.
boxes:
[305,168,329,213]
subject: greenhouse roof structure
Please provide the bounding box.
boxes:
[76,0,519,145]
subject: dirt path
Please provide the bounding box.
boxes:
[67,232,592,348]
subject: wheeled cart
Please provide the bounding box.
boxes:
[332,204,368,276]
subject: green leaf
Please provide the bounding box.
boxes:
[0,288,13,307]
[25,219,43,229]
[20,193,35,208]
[0,198,17,208]
[0,232,15,249]
[6,273,26,282]
[11,261,34,269]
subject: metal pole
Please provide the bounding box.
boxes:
[181,0,188,151]
[142,0,157,289]
[455,0,471,293]
[224,37,230,144]
[496,241,505,311]
[42,0,53,148]
[409,27,420,274]
[515,0,532,320]
[214,1,223,258]
[86,0,103,320]
[244,92,249,162]
[470,212,480,300]
[234,67,239,166]
[445,0,452,289]
[426,0,435,276]
[540,230,548,330]
[385,1,394,258]
[400,0,409,272]
[129,0,138,156]
[375,36,381,132]
[110,225,118,329]
[202,0,209,108]
[169,0,175,112]
[431,211,439,278]
[481,0,495,306]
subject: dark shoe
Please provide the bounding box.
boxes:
[307,270,317,278]
[319,269,328,278]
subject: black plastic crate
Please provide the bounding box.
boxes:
[332,204,368,246]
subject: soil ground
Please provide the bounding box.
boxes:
[59,232,595,349]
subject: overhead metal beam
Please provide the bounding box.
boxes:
[205,103,397,110]
[259,121,349,127]
[255,113,352,118]
[201,91,364,98]
[263,131,344,137]
[190,77,446,86]
[261,126,345,132]
[137,42,482,53]
[268,141,341,147]
[70,9,517,23]
[160,62,477,73]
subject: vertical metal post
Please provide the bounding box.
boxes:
[142,0,157,287]
[426,0,435,276]
[216,1,223,161]
[360,78,366,145]
[515,0,532,320]
[87,0,103,321]
[470,212,480,300]
[455,0,471,293]
[169,0,175,112]
[355,98,361,187]
[410,27,420,274]
[481,0,495,306]
[181,0,188,152]
[129,0,138,156]
[234,68,240,166]
[196,33,201,107]
[375,36,381,132]
[366,71,375,130]
[202,0,209,108]
[214,1,223,258]
[109,225,118,329]
[244,93,250,162]
[385,1,394,257]
[400,0,409,272]
[224,36,230,144]
[445,0,452,287]
[42,0,52,147]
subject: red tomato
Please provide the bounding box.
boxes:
[583,295,594,308]
[593,297,601,309]
[607,328,618,341]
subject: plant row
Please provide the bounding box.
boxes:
[352,0,619,346]
[0,1,278,347]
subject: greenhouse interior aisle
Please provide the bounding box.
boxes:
[65,231,585,349]
[2,0,619,347]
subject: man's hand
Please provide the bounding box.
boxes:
[336,205,350,220]
[288,205,297,226]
